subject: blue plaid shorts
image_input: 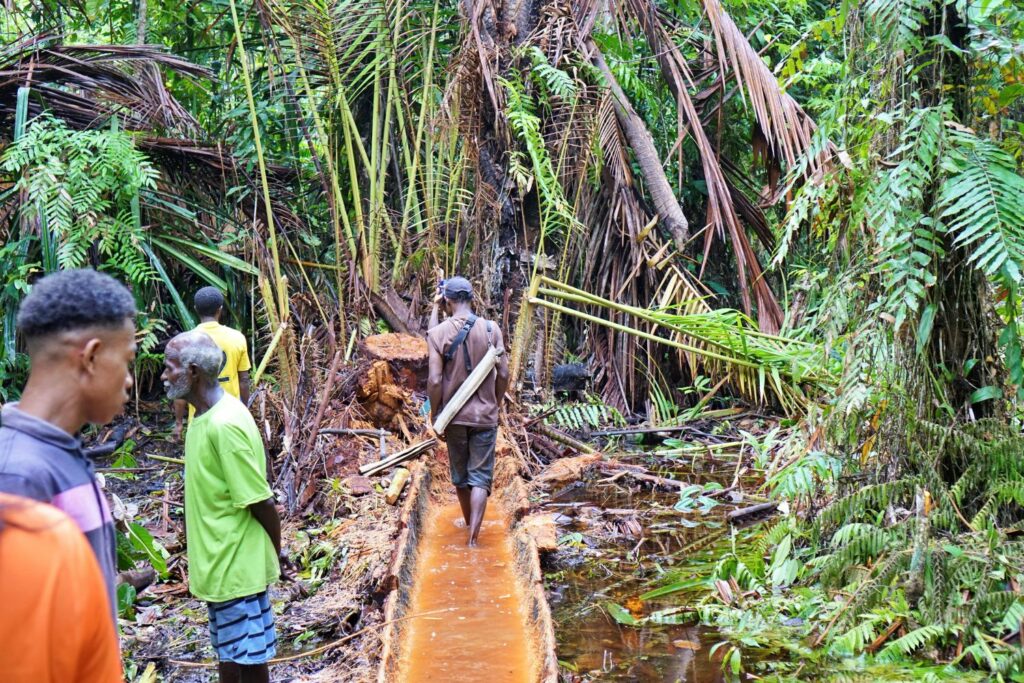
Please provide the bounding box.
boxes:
[208,591,277,664]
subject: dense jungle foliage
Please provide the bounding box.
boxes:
[2,0,1024,678]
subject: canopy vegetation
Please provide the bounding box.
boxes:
[2,0,1023,676]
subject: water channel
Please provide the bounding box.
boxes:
[399,500,534,682]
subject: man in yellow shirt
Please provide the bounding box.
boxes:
[173,287,252,440]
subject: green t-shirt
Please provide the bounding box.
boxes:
[183,394,279,602]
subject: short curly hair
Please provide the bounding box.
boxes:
[16,269,136,341]
[193,286,225,318]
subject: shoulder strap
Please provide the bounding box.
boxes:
[443,314,478,372]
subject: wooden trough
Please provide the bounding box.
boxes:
[375,433,558,682]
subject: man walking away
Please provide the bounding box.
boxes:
[427,276,509,547]
[0,493,123,683]
[162,330,285,683]
[172,286,252,440]
[0,269,137,620]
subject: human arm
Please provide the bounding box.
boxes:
[236,334,253,406]
[249,497,294,580]
[173,399,187,440]
[55,515,122,682]
[427,341,444,424]
[429,303,441,330]
[248,497,281,556]
[238,371,251,406]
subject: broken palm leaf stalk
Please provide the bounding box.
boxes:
[527,276,837,412]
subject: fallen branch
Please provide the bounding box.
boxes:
[359,438,436,477]
[300,348,343,459]
[726,502,777,522]
[320,428,391,437]
[866,618,903,654]
[533,423,595,454]
[147,454,185,466]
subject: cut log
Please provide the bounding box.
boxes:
[386,467,411,505]
[360,333,429,391]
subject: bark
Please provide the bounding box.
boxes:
[136,0,147,43]
[589,44,690,251]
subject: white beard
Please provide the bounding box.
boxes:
[165,376,191,400]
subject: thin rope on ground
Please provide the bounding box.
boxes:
[165,606,458,668]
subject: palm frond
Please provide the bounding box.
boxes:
[939,128,1024,281]
[700,0,830,175]
[0,34,209,136]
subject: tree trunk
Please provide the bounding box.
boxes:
[589,44,690,251]
[136,0,147,43]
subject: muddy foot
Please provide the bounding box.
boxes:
[452,518,467,528]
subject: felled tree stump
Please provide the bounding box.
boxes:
[360,333,428,391]
[356,360,410,428]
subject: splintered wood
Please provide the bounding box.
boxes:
[356,361,410,427]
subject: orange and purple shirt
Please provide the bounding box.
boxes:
[0,404,118,622]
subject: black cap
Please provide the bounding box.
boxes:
[443,276,473,297]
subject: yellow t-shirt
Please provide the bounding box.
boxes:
[188,321,252,420]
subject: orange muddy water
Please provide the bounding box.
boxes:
[399,501,533,683]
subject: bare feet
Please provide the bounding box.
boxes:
[452,518,467,528]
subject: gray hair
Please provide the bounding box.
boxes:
[171,330,224,379]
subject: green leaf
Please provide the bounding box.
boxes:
[915,303,937,355]
[605,602,640,626]
[156,234,259,276]
[151,236,228,291]
[128,521,169,578]
[141,241,195,329]
[640,578,706,601]
[969,386,1002,404]
[117,583,137,618]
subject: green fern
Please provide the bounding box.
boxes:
[526,46,577,100]
[500,74,583,244]
[867,107,946,333]
[939,130,1024,281]
[877,624,947,662]
[2,114,158,288]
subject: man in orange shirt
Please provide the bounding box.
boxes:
[0,492,122,682]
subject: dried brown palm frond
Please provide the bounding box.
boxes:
[0,34,209,136]
[699,0,831,177]
[602,2,784,332]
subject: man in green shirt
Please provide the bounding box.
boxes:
[162,330,287,683]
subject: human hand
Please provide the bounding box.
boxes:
[278,550,297,582]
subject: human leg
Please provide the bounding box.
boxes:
[455,486,472,526]
[217,662,241,683]
[464,427,497,547]
[445,425,472,525]
[467,486,488,547]
[239,664,270,683]
[219,661,269,683]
